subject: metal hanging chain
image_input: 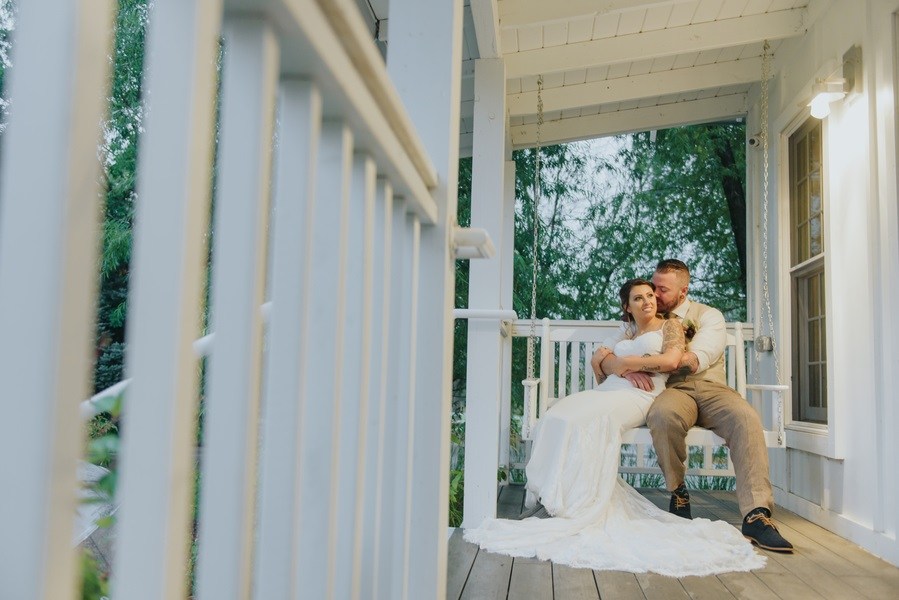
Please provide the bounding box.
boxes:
[526,75,544,381]
[757,40,783,386]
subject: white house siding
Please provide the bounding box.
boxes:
[752,0,899,566]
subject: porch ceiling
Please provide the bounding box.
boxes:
[460,0,828,155]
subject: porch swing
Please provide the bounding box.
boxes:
[519,44,788,481]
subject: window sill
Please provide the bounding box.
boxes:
[785,423,843,460]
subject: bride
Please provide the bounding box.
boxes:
[464,279,765,576]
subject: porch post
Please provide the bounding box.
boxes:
[387,0,463,597]
[462,57,508,528]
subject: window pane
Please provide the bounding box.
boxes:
[797,137,808,179]
[809,319,820,361]
[808,274,819,315]
[810,174,821,214]
[798,223,809,262]
[809,127,821,171]
[797,180,809,221]
[808,364,820,407]
[810,215,823,256]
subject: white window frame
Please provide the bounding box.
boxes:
[774,102,839,459]
[787,118,827,425]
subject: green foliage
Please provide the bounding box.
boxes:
[80,550,110,600]
[85,392,124,507]
[617,125,748,317]
[448,410,466,527]
[94,342,126,393]
[94,0,150,394]
[448,468,464,528]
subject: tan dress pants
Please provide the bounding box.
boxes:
[646,380,774,517]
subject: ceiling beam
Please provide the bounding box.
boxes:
[504,8,807,78]
[510,94,747,147]
[508,58,762,116]
[498,0,696,28]
[471,0,502,58]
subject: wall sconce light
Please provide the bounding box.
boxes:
[806,45,862,119]
[808,79,846,118]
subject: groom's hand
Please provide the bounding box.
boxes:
[624,372,654,392]
[675,351,700,376]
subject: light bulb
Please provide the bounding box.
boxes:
[809,95,832,119]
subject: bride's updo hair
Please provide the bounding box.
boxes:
[619,278,656,323]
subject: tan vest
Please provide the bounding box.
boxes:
[665,301,728,388]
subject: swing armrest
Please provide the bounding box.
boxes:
[744,384,789,448]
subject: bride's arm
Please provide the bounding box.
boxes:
[617,319,686,374]
[590,323,628,384]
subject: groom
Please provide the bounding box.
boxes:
[591,259,793,553]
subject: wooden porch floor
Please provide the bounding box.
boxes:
[448,485,899,599]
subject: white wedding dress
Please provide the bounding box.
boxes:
[464,329,765,576]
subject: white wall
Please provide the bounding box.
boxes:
[751,0,899,564]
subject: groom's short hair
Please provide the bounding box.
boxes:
[655,259,690,285]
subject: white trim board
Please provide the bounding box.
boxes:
[774,488,899,567]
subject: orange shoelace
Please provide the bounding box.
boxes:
[746,512,779,530]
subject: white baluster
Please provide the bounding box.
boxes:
[359,179,394,596]
[113,1,223,597]
[295,121,353,599]
[333,153,377,599]
[379,204,420,600]
[571,341,582,393]
[254,79,322,600]
[0,1,115,597]
[195,16,279,600]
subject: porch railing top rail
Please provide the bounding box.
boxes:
[240,0,439,223]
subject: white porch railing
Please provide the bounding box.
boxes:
[0,1,462,599]
[513,319,787,478]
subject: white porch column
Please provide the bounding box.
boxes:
[0,2,115,597]
[387,0,463,597]
[462,58,508,528]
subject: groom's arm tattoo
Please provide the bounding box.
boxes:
[661,319,686,353]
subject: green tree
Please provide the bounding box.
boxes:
[94,0,149,392]
[614,125,747,318]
